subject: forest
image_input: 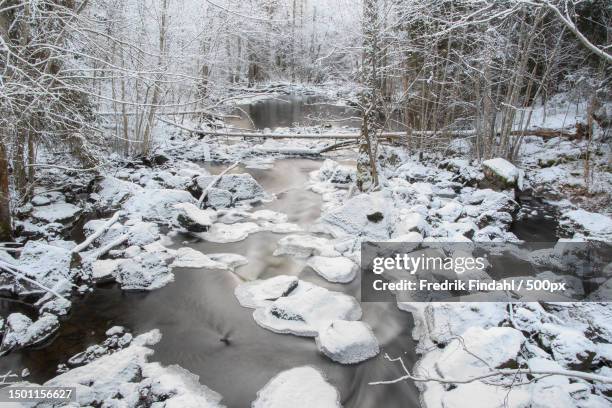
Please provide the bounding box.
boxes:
[0,0,611,407]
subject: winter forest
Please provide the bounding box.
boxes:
[0,0,611,407]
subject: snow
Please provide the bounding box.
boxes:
[482,158,524,190]
[306,256,356,283]
[559,209,612,240]
[321,192,392,240]
[94,176,144,209]
[196,173,268,207]
[253,283,361,337]
[252,366,341,408]
[114,253,174,290]
[234,275,299,308]
[123,189,197,224]
[199,222,260,243]
[31,202,82,224]
[1,313,58,353]
[171,247,227,269]
[17,241,74,292]
[315,320,379,364]
[174,203,217,232]
[274,234,340,258]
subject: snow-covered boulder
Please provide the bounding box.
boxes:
[315,320,379,364]
[31,202,81,224]
[321,193,391,240]
[433,201,464,222]
[200,222,260,243]
[45,330,226,407]
[317,159,355,185]
[558,209,612,240]
[306,256,356,283]
[392,211,430,237]
[274,234,340,258]
[252,366,341,408]
[429,326,525,379]
[171,248,227,269]
[1,313,59,352]
[481,158,524,190]
[174,203,217,232]
[253,283,361,337]
[235,275,299,309]
[196,173,267,208]
[206,187,233,209]
[123,189,197,224]
[538,323,597,370]
[114,253,173,290]
[18,241,75,291]
[94,176,144,210]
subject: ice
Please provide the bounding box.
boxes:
[274,234,340,258]
[207,253,248,271]
[31,202,81,224]
[234,275,299,308]
[315,320,379,364]
[252,366,341,408]
[306,256,356,283]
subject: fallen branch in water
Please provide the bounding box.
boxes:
[197,162,240,208]
[72,211,124,253]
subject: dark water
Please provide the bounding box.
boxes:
[227,95,362,130]
[0,159,420,408]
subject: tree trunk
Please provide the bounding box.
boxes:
[0,140,11,241]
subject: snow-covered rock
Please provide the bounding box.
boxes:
[94,176,144,210]
[171,247,227,269]
[253,283,361,337]
[559,209,612,240]
[539,323,597,370]
[31,202,82,224]
[114,253,173,290]
[45,330,225,407]
[235,275,299,309]
[321,192,391,240]
[196,173,267,208]
[252,366,341,408]
[306,256,356,283]
[274,234,340,258]
[317,159,355,185]
[199,222,260,243]
[1,313,59,352]
[392,211,430,237]
[482,158,524,190]
[123,189,197,224]
[18,241,74,292]
[315,320,379,364]
[174,203,217,232]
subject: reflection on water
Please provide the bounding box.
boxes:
[227,95,362,130]
[0,159,419,408]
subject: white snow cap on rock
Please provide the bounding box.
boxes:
[307,256,356,283]
[252,366,341,408]
[482,158,524,190]
[315,320,379,364]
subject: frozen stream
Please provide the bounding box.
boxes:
[0,93,421,407]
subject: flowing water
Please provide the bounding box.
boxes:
[0,95,561,407]
[226,94,362,130]
[0,98,421,407]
